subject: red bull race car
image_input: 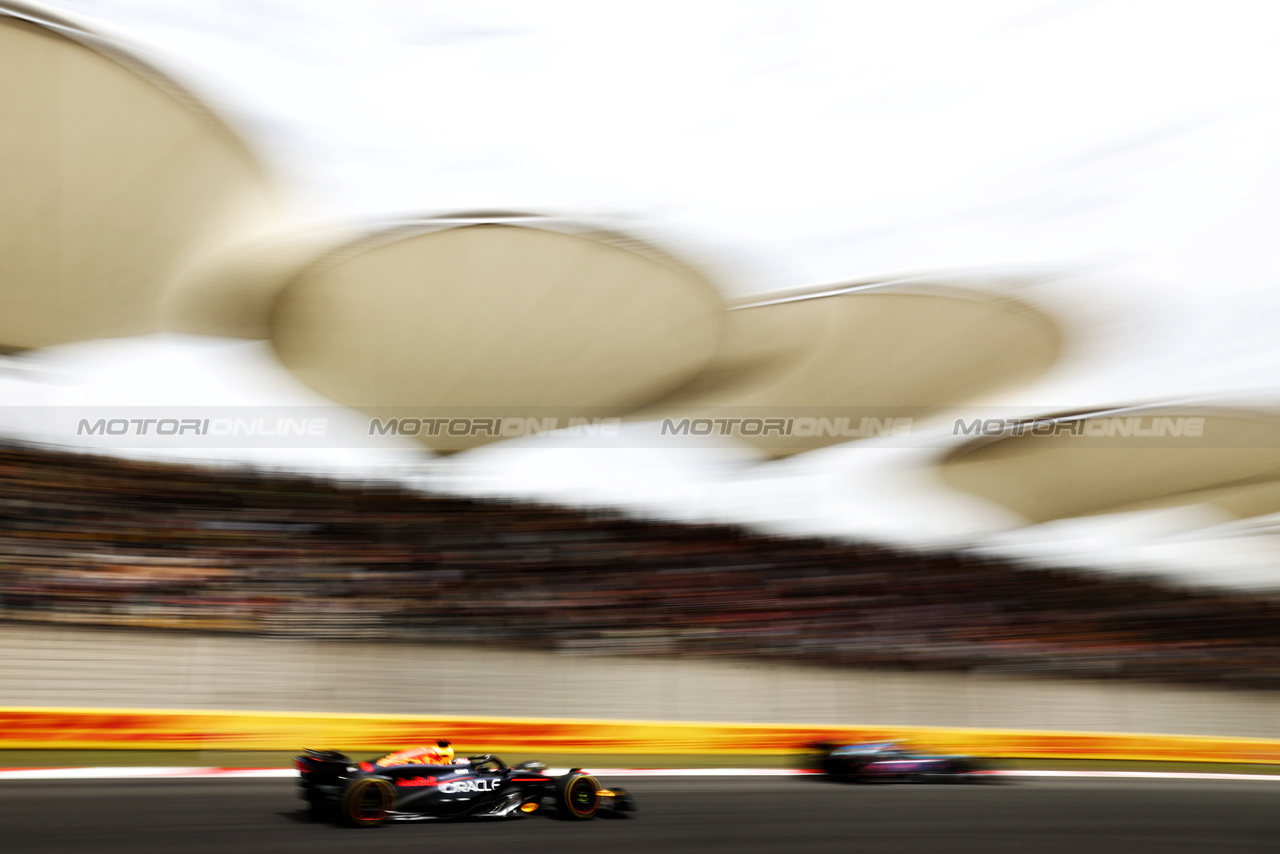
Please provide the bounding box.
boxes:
[295,741,636,826]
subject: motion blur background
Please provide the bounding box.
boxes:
[3,0,1280,740]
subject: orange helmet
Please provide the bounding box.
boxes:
[429,739,455,764]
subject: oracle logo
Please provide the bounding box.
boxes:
[439,778,498,794]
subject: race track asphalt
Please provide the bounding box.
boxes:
[1,775,1276,853]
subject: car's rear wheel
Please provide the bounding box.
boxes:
[556,772,601,819]
[306,791,335,821]
[822,753,864,781]
[342,778,395,827]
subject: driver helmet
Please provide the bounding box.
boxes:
[428,739,455,764]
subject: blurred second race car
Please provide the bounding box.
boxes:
[815,741,991,782]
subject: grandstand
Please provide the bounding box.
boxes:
[2,441,1278,691]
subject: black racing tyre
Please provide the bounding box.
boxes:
[952,758,986,781]
[306,791,334,821]
[556,772,602,819]
[341,778,396,827]
[822,753,862,781]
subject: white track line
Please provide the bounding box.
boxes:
[2,767,1280,782]
[992,769,1280,782]
[0,767,296,780]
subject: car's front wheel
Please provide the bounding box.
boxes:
[556,771,602,819]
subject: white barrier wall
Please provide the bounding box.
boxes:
[3,624,1278,738]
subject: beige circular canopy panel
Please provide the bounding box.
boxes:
[635,280,1063,457]
[939,406,1280,524]
[0,2,280,349]
[270,222,725,452]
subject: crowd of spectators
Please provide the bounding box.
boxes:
[1,441,1279,690]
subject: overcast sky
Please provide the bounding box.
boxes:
[13,0,1280,588]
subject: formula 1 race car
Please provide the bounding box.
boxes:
[815,741,989,782]
[295,743,636,826]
